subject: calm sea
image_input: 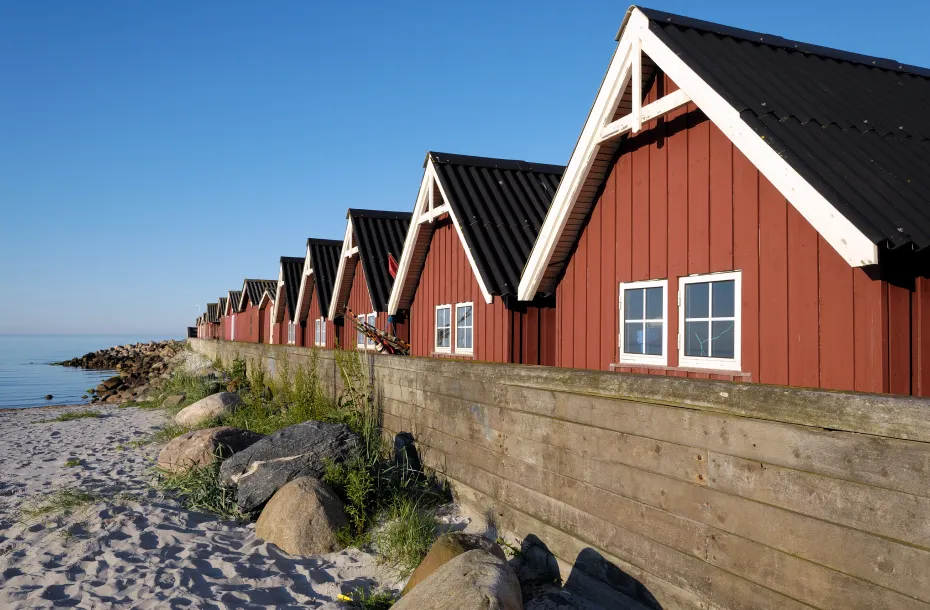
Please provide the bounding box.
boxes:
[0,334,181,409]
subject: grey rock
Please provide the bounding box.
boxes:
[174,392,241,427]
[219,420,360,512]
[393,550,521,610]
[255,477,347,555]
[162,394,186,408]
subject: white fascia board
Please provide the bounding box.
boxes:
[517,15,640,300]
[519,8,876,302]
[638,25,877,267]
[294,245,315,322]
[238,281,251,311]
[387,164,432,315]
[429,162,494,305]
[327,219,356,320]
[272,266,285,323]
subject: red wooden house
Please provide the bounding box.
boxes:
[270,257,306,345]
[295,238,342,349]
[258,288,276,345]
[236,279,277,344]
[204,303,220,339]
[329,210,411,349]
[518,7,930,395]
[388,152,563,364]
[217,297,228,340]
[224,290,242,341]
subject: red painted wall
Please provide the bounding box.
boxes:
[259,303,272,344]
[336,258,408,350]
[556,72,922,394]
[307,287,336,350]
[406,217,555,365]
[232,302,261,343]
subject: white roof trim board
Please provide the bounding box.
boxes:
[517,6,878,300]
[295,243,316,323]
[387,159,493,315]
[328,217,373,320]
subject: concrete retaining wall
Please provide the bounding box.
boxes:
[189,339,930,609]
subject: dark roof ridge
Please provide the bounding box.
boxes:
[306,237,343,247]
[347,208,413,221]
[280,256,304,263]
[632,6,930,78]
[426,151,566,175]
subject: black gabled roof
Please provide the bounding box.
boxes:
[279,256,304,321]
[218,297,228,318]
[429,152,565,296]
[242,279,277,307]
[206,303,219,324]
[349,209,412,312]
[228,290,243,313]
[638,7,930,251]
[307,238,342,317]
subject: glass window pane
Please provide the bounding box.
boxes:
[463,328,472,348]
[457,327,466,348]
[684,321,710,357]
[457,305,472,328]
[712,280,735,318]
[438,328,450,347]
[624,288,644,321]
[711,320,735,359]
[624,322,644,354]
[644,322,663,356]
[685,282,709,319]
[645,287,663,320]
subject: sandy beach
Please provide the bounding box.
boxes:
[0,403,397,609]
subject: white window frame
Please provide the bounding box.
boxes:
[320,317,326,346]
[231,316,236,341]
[287,321,296,345]
[435,304,452,353]
[366,313,377,348]
[314,319,320,346]
[618,279,668,366]
[454,302,474,355]
[356,314,366,348]
[678,271,742,372]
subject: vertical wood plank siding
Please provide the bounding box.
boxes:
[337,257,408,350]
[555,73,919,394]
[407,217,554,364]
[307,286,336,350]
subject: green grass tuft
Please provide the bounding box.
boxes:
[375,496,438,575]
[346,587,397,610]
[20,488,102,521]
[154,461,240,521]
[64,458,81,467]
[150,423,191,445]
[35,410,102,424]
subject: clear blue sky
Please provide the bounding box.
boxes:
[2,1,928,335]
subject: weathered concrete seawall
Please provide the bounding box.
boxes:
[189,339,930,610]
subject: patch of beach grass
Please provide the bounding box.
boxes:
[345,587,397,609]
[375,496,438,575]
[157,371,214,414]
[127,438,149,449]
[20,488,102,521]
[154,461,240,520]
[150,423,191,445]
[35,410,102,424]
[64,458,81,467]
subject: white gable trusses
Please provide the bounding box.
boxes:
[328,217,372,320]
[272,264,288,324]
[517,6,878,300]
[387,157,493,315]
[295,245,316,323]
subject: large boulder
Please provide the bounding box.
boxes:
[157,426,264,473]
[174,392,241,427]
[219,421,361,512]
[254,477,348,555]
[403,533,507,594]
[393,550,521,610]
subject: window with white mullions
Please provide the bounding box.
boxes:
[320,318,326,346]
[314,319,321,346]
[455,303,473,353]
[679,271,741,371]
[366,313,376,347]
[435,305,451,352]
[619,280,667,365]
[356,314,366,347]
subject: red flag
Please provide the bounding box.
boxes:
[388,253,399,278]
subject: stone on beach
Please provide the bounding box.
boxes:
[162,394,186,408]
[157,426,264,474]
[174,392,241,427]
[403,533,507,594]
[254,476,348,555]
[219,420,360,512]
[393,549,522,610]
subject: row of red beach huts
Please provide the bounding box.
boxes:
[196,6,930,396]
